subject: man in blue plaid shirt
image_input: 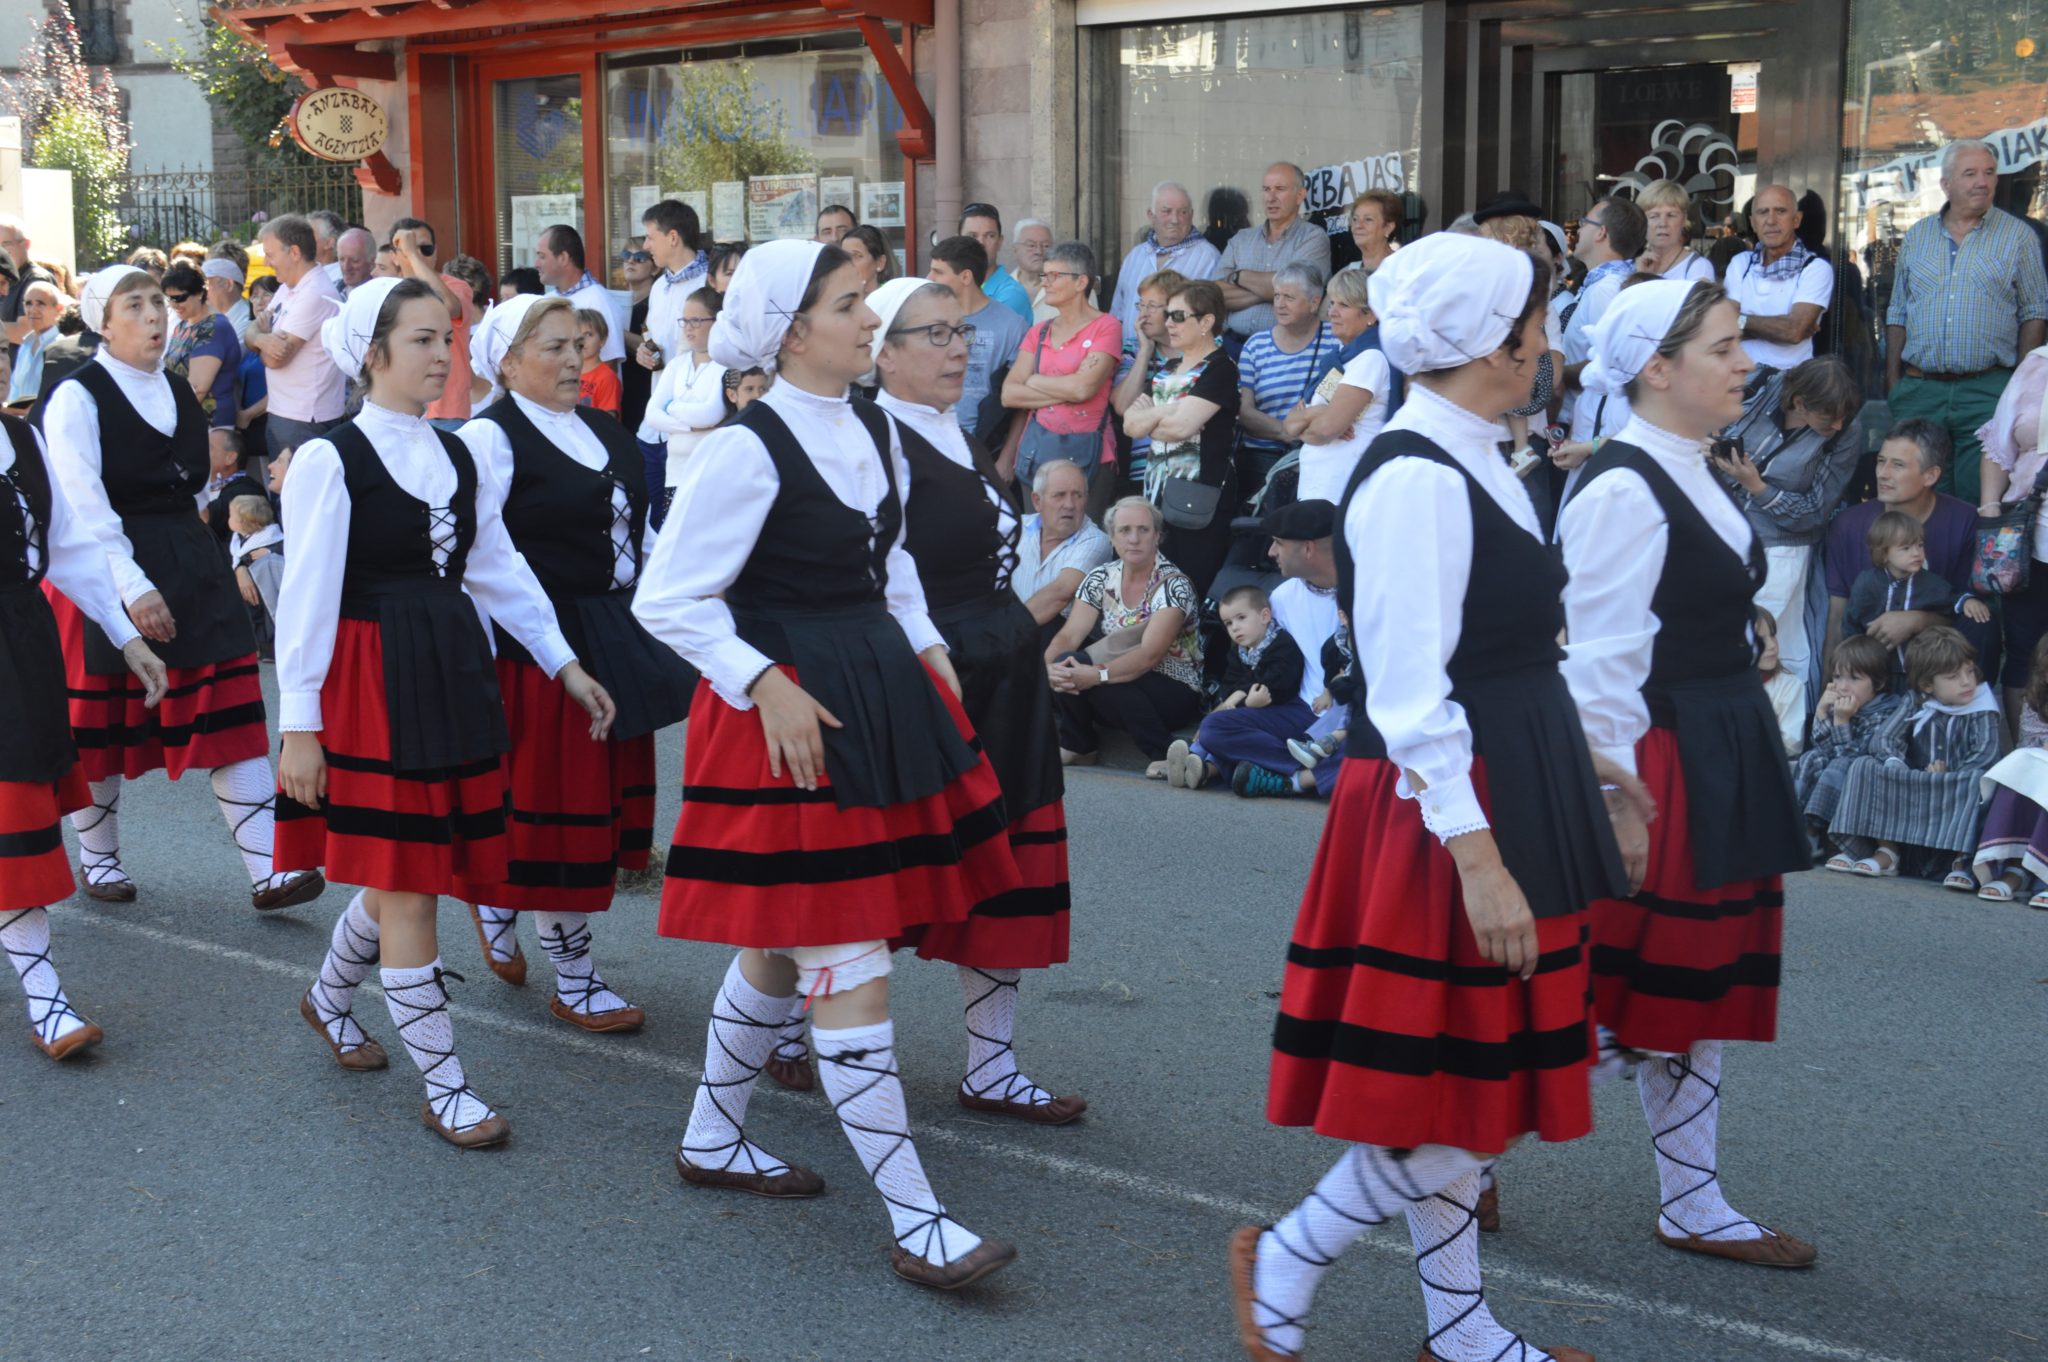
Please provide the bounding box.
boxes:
[1885,137,2048,506]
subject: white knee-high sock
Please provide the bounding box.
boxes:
[209,757,278,888]
[382,959,495,1133]
[474,903,521,964]
[531,911,630,1015]
[814,1018,983,1267]
[0,908,88,1044]
[1409,1170,1554,1361]
[959,965,1053,1107]
[1250,1144,1481,1356]
[1639,1040,1765,1242]
[309,892,380,1052]
[770,993,808,1064]
[71,776,124,887]
[679,954,792,1176]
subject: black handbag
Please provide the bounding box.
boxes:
[1157,476,1223,530]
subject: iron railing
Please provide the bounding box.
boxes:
[116,162,364,251]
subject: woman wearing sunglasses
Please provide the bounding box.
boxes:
[1120,279,1240,597]
[161,261,242,429]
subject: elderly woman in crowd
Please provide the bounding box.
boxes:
[1046,496,1205,765]
[1637,180,1715,281]
[1707,356,1864,693]
[1282,266,1391,504]
[1120,279,1240,596]
[1342,188,1402,278]
[202,257,252,342]
[1012,456,1114,644]
[1974,343,2048,721]
[162,261,243,429]
[1004,241,1122,494]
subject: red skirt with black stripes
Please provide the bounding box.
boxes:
[903,800,1070,969]
[658,666,1020,949]
[454,656,656,913]
[0,766,89,911]
[46,587,268,782]
[274,618,510,896]
[1267,757,1596,1155]
[1591,726,1782,1053]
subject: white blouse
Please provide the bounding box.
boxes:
[458,391,654,593]
[1559,414,1758,773]
[276,399,576,733]
[4,421,139,649]
[873,388,1020,544]
[1344,383,1537,841]
[633,380,943,711]
[641,353,729,481]
[42,350,191,606]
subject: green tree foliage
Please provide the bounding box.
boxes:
[162,17,317,169]
[0,3,132,267]
[655,62,816,190]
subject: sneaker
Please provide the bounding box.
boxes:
[1286,736,1333,770]
[1166,739,1192,788]
[1231,764,1297,798]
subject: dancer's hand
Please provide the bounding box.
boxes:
[128,589,176,642]
[280,730,326,806]
[922,644,963,701]
[120,638,168,708]
[558,662,616,740]
[752,667,841,791]
[1447,830,1541,980]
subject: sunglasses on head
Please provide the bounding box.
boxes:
[620,250,653,263]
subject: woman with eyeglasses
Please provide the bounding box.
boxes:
[632,240,1021,1290]
[1003,240,1121,496]
[640,286,729,523]
[1120,278,1240,597]
[161,261,242,430]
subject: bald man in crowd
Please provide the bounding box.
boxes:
[335,227,376,295]
[1215,163,1333,345]
[1723,184,1833,370]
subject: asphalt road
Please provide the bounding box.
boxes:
[2,693,2043,1362]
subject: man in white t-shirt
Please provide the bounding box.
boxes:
[248,212,346,460]
[1724,184,1831,369]
[535,223,629,365]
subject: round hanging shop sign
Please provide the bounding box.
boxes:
[289,87,390,163]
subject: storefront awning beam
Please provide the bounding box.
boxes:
[820,0,932,24]
[405,1,822,54]
[846,13,933,159]
[220,0,782,47]
[279,40,398,80]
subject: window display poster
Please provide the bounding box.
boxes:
[859,181,905,229]
[510,193,581,258]
[819,175,857,216]
[1303,153,1403,240]
[712,180,746,242]
[626,184,662,238]
[748,173,819,241]
[680,189,710,232]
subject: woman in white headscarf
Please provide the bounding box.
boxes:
[1231,233,1646,1362]
[273,277,615,1150]
[39,266,323,911]
[752,276,1081,1120]
[449,293,694,1030]
[631,240,1020,1290]
[1546,278,1815,1267]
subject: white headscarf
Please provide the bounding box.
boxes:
[200,257,245,287]
[1368,234,1534,375]
[860,276,945,388]
[469,292,554,387]
[1580,278,1701,397]
[709,239,826,374]
[79,265,152,336]
[319,276,403,383]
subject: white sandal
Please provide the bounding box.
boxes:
[2029,891,2048,912]
[1851,850,1900,878]
[1823,853,1857,874]
[1978,877,2018,902]
[1943,868,1979,892]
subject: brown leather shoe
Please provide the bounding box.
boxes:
[1421,1349,1592,1362]
[1228,1225,1295,1361]
[1476,1179,1501,1233]
[958,1088,1088,1125]
[889,1236,1016,1290]
[420,1101,510,1149]
[33,1021,103,1061]
[466,903,526,986]
[1656,1224,1817,1268]
[78,874,135,903]
[253,870,326,912]
[548,997,645,1033]
[673,1148,824,1198]
[299,990,388,1071]
[765,1054,814,1091]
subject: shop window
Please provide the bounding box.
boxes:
[603,33,909,287]
[1087,7,1424,288]
[494,74,586,283]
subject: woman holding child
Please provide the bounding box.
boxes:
[1233,233,1641,1362]
[1553,277,1815,1267]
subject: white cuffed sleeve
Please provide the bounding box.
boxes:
[274,438,351,732]
[1558,468,1666,773]
[878,414,942,657]
[461,478,576,678]
[35,425,139,649]
[40,381,155,605]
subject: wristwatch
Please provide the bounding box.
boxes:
[1097,667,1111,686]
[1228,269,1242,287]
[1737,310,1751,333]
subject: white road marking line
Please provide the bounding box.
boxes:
[76,907,1913,1362]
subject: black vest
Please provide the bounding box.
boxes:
[328,421,478,617]
[480,395,649,600]
[899,418,1018,611]
[1335,430,1568,762]
[0,415,52,590]
[725,397,898,615]
[70,361,209,519]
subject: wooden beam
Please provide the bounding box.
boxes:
[852,15,933,160]
[821,0,933,26]
[280,41,397,80]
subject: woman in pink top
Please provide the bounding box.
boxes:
[1974,344,2048,711]
[1002,241,1122,491]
